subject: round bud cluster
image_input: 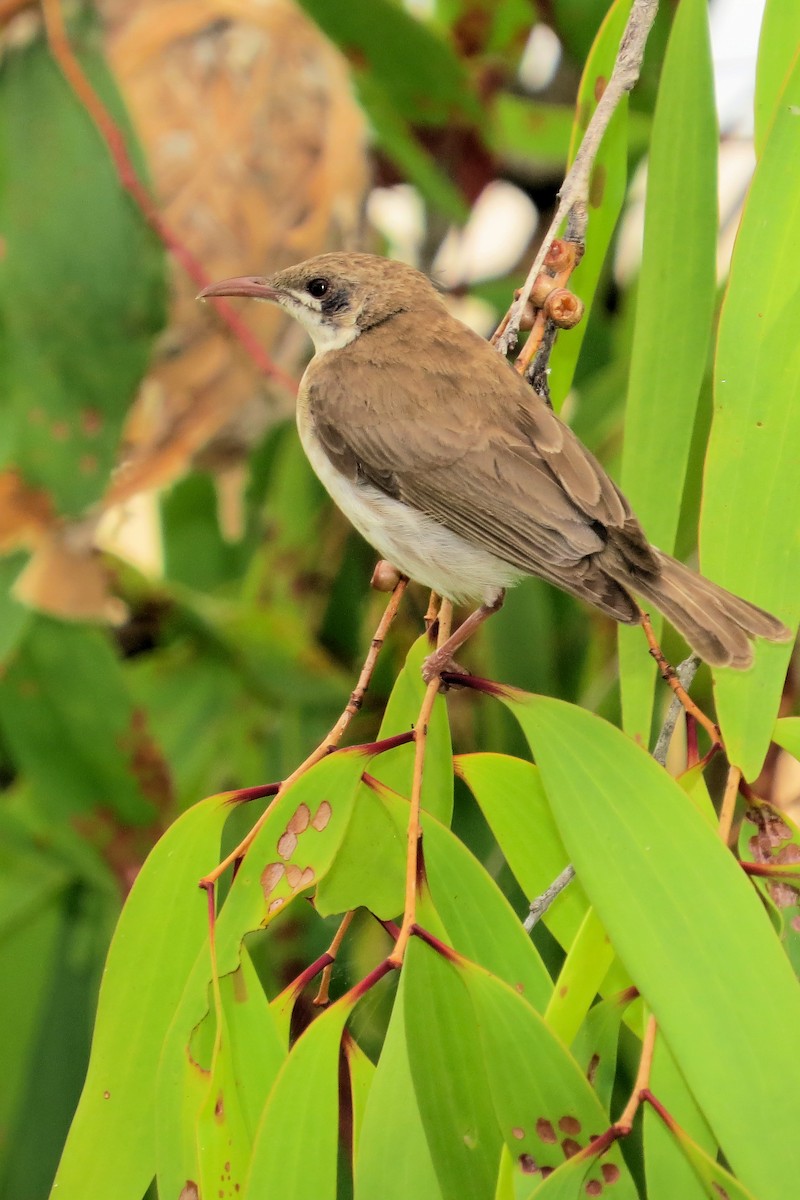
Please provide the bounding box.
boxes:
[371,560,402,592]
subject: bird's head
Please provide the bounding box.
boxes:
[198,252,444,354]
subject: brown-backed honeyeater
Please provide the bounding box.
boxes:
[200,253,790,673]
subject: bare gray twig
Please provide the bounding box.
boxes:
[525,865,576,932]
[652,656,700,767]
[495,0,659,356]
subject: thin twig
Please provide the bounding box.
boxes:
[524,865,576,932]
[616,1013,658,1130]
[424,591,441,633]
[718,764,741,846]
[313,910,356,1007]
[199,578,407,887]
[640,612,720,747]
[39,0,297,393]
[390,600,454,965]
[651,656,700,767]
[494,0,659,356]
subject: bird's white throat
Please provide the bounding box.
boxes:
[286,299,361,356]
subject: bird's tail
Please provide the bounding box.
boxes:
[629,551,792,669]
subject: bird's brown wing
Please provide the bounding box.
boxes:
[304,312,657,614]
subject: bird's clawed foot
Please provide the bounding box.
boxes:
[421,649,469,688]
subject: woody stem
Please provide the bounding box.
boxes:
[390,600,454,965]
[199,578,407,887]
[639,611,720,747]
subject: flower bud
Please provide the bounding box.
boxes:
[543,288,584,329]
[371,560,402,592]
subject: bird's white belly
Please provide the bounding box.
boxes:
[297,417,521,604]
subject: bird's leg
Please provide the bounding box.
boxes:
[639,610,720,747]
[421,590,506,683]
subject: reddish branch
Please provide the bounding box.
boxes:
[39,0,297,394]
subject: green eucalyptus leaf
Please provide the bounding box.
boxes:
[0,18,165,516]
[501,689,800,1200]
[618,0,717,738]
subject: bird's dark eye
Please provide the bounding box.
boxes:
[307,278,329,299]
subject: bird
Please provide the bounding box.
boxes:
[199,252,791,678]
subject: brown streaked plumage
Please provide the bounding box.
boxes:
[200,252,792,671]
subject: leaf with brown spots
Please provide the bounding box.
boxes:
[187,951,284,1200]
[316,636,454,920]
[571,988,638,1110]
[451,950,636,1198]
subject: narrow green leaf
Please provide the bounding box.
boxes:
[773,715,800,759]
[244,993,355,1200]
[649,1101,758,1200]
[644,1039,715,1200]
[51,794,230,1200]
[0,19,165,515]
[174,951,286,1199]
[155,745,383,1190]
[456,753,589,948]
[754,2,800,151]
[357,76,469,222]
[495,1146,516,1200]
[355,968,443,1200]
[502,690,800,1200]
[404,939,502,1200]
[196,1022,252,1200]
[543,908,614,1045]
[0,552,30,662]
[217,950,286,1137]
[676,762,718,827]
[0,887,62,1185]
[487,97,575,171]
[155,976,213,1200]
[460,957,636,1199]
[355,776,553,1010]
[570,989,639,1110]
[618,0,717,738]
[344,1033,375,1176]
[296,0,479,126]
[548,0,632,407]
[699,54,800,780]
[314,778,406,919]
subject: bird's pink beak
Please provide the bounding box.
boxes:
[197,276,283,302]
